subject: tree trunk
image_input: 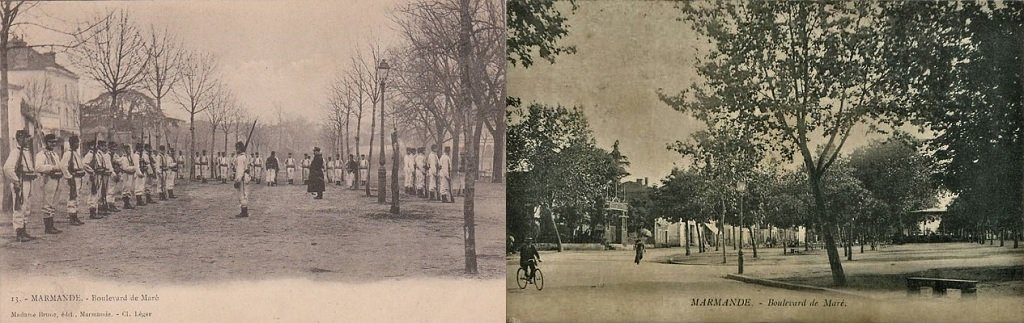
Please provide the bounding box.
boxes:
[720,198,726,262]
[545,204,563,252]
[0,32,10,213]
[491,117,504,183]
[732,226,736,250]
[810,173,847,286]
[696,222,703,253]
[684,220,691,256]
[189,115,196,182]
[210,126,217,179]
[750,224,758,258]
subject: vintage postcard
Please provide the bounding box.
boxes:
[0,0,505,322]
[506,1,1022,322]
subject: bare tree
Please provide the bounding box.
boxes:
[205,84,232,158]
[221,99,239,153]
[21,77,53,150]
[141,25,184,145]
[350,43,389,196]
[70,9,150,138]
[174,50,217,179]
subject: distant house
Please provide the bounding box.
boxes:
[5,36,80,146]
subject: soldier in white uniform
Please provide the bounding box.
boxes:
[439,146,453,203]
[285,153,296,185]
[359,154,369,187]
[163,147,177,199]
[193,152,202,182]
[251,152,263,184]
[82,140,104,219]
[404,148,414,194]
[61,135,87,225]
[200,150,211,183]
[35,134,64,234]
[218,152,229,184]
[301,153,311,185]
[426,144,439,200]
[177,151,186,180]
[333,154,343,185]
[132,143,148,206]
[3,130,38,241]
[119,144,137,209]
[103,142,121,213]
[414,148,426,197]
[233,142,251,218]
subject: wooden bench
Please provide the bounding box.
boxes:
[906,277,978,298]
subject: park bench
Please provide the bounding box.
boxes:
[906,277,978,298]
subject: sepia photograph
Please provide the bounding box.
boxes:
[507,1,1022,322]
[0,0,506,322]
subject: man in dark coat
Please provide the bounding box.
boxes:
[265,151,280,186]
[307,147,326,199]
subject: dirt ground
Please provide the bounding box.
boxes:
[508,243,1024,322]
[0,179,505,284]
[667,241,1024,298]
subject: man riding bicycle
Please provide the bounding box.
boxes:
[519,237,541,280]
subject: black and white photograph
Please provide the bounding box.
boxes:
[0,0,506,321]
[507,1,1022,322]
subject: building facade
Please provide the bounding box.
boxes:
[5,37,80,145]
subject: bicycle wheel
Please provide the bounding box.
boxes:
[534,269,544,291]
[516,268,528,289]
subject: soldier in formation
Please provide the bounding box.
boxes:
[285,153,296,185]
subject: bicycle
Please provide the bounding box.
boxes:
[515,260,544,290]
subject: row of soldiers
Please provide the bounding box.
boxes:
[189,151,371,187]
[403,144,457,203]
[3,130,185,242]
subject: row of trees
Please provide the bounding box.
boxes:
[320,0,506,274]
[320,0,506,186]
[663,1,1022,286]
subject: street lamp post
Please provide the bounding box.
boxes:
[736,180,747,274]
[377,59,390,204]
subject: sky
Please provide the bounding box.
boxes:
[507,0,931,183]
[19,0,408,122]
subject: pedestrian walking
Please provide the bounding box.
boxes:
[634,239,646,265]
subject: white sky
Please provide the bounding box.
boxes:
[18,0,407,122]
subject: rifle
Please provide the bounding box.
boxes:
[240,119,258,181]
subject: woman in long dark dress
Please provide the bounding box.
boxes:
[307,147,326,199]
